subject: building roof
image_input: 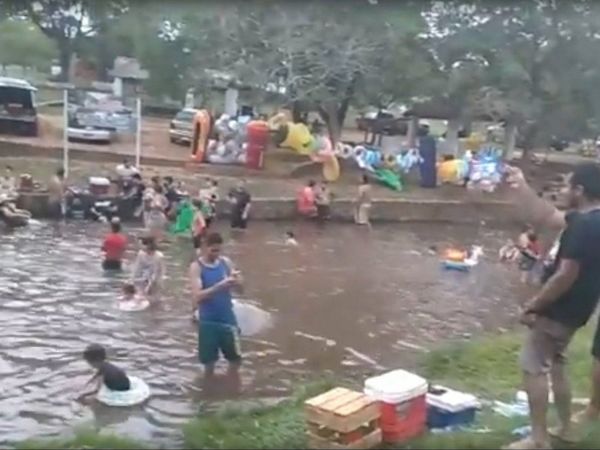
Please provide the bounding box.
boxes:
[0,77,37,91]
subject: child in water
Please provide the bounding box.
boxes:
[119,283,147,307]
[285,231,298,246]
[77,344,130,400]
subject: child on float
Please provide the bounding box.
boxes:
[77,344,130,401]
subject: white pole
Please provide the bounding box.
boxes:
[62,89,69,177]
[135,97,142,167]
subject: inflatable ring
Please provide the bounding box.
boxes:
[97,376,150,407]
[383,153,396,168]
[336,143,353,159]
[442,260,471,272]
[118,299,150,312]
[353,145,366,159]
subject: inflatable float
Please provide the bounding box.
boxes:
[190,109,212,162]
[169,200,194,235]
[441,246,483,272]
[97,376,150,407]
[118,299,150,312]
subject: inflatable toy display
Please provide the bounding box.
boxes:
[190,109,212,162]
[268,113,340,181]
[97,376,150,407]
[467,147,503,192]
[206,114,247,165]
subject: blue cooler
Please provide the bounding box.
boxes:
[426,385,480,429]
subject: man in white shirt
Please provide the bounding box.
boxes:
[116,158,139,181]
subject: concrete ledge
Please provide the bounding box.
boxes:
[17,192,516,224]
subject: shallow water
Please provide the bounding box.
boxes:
[0,220,525,445]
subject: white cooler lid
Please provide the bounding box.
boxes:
[426,385,480,412]
[364,369,428,404]
[89,177,110,186]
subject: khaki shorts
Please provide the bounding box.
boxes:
[520,316,576,375]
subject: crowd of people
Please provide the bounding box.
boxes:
[7,153,600,449]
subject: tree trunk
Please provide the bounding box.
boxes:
[291,100,303,123]
[444,118,461,156]
[503,121,518,160]
[58,42,73,82]
[407,116,419,148]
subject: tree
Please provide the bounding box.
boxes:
[1,0,128,81]
[0,19,57,72]
[177,0,427,142]
[421,0,600,157]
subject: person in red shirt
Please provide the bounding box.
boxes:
[102,219,127,271]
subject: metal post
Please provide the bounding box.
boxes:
[62,89,69,176]
[135,97,142,167]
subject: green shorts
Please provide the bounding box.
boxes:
[198,321,242,365]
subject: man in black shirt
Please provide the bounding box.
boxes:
[228,179,251,229]
[505,163,600,449]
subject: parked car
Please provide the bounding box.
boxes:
[67,126,112,144]
[169,108,198,144]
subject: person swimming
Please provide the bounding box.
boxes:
[285,231,298,246]
[77,344,130,401]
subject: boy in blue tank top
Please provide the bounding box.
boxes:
[189,232,242,377]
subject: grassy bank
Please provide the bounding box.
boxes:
[17,326,600,449]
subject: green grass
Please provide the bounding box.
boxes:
[15,327,600,449]
[16,427,148,449]
[182,378,337,449]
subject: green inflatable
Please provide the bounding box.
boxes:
[170,200,195,235]
[374,168,402,191]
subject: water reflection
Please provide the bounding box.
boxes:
[0,220,522,445]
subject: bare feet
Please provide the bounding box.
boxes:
[548,425,579,443]
[572,406,599,424]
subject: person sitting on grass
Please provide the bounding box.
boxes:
[77,344,130,401]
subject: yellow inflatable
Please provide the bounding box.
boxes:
[310,137,340,182]
[268,113,339,181]
[437,159,463,184]
[463,132,484,151]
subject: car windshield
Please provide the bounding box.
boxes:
[175,110,195,121]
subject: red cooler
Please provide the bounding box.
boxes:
[364,369,428,443]
[245,120,269,170]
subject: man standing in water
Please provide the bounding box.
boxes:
[48,168,66,220]
[504,163,600,449]
[189,232,242,380]
[228,179,251,229]
[101,218,127,271]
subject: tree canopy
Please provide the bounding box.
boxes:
[3,0,600,150]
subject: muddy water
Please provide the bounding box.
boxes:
[0,220,525,445]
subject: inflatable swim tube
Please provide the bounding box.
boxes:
[442,260,471,272]
[118,299,150,312]
[97,376,150,407]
